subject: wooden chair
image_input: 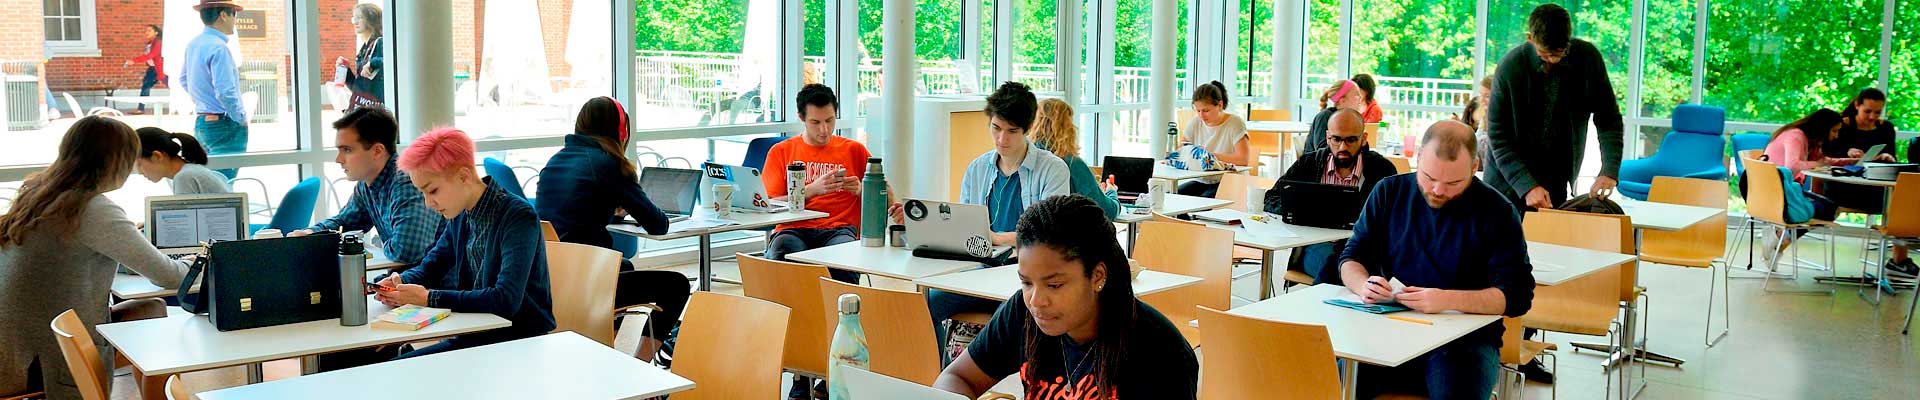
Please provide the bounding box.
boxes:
[818,278,943,385]
[1640,176,1733,346]
[1248,110,1294,168]
[1364,123,1382,151]
[1135,221,1235,344]
[670,292,792,400]
[1882,173,1920,334]
[1216,173,1276,213]
[49,310,110,400]
[1523,209,1642,397]
[1498,317,1557,400]
[544,241,621,346]
[1247,109,1292,122]
[540,220,559,241]
[737,254,834,379]
[1386,155,1413,174]
[1,392,44,400]
[1196,306,1340,399]
[164,374,191,400]
[1738,157,1835,294]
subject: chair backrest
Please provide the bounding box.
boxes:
[742,136,785,171]
[543,241,621,346]
[49,310,109,400]
[1247,109,1292,122]
[1739,157,1787,225]
[164,374,189,400]
[1196,306,1339,399]
[1386,155,1412,174]
[1150,212,1199,225]
[1364,123,1381,150]
[1670,104,1726,136]
[539,221,559,241]
[1247,130,1283,160]
[1215,173,1276,212]
[737,254,835,377]
[482,158,527,199]
[671,292,792,400]
[1176,109,1196,137]
[1500,317,1527,365]
[1524,209,1635,299]
[1134,220,1235,344]
[61,93,82,119]
[1885,173,1920,238]
[818,278,942,385]
[1642,176,1729,267]
[264,177,321,233]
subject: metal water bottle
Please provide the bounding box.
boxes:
[860,158,888,247]
[1165,121,1180,154]
[826,294,870,400]
[338,231,369,326]
[786,161,808,212]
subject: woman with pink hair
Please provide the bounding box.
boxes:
[369,127,556,360]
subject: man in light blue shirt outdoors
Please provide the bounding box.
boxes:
[930,81,1072,364]
[181,0,249,179]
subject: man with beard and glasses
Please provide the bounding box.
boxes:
[1272,108,1397,284]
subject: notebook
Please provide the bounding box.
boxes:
[372,304,452,331]
[1323,278,1410,314]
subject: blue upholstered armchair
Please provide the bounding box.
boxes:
[1618,104,1727,200]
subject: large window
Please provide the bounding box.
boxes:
[632,0,777,128]
[1352,0,1476,144]
[1639,0,1694,119]
[1013,0,1059,92]
[1235,0,1274,103]
[1486,0,1630,113]
[1892,0,1919,131]
[1302,0,1338,97]
[43,0,98,56]
[1113,0,1189,104]
[1705,0,1881,124]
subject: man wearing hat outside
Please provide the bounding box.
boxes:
[181,0,250,179]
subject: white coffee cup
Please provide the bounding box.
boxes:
[712,183,735,218]
[253,228,283,240]
[1245,186,1266,213]
[1146,178,1171,210]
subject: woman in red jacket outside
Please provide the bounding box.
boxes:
[123,24,165,115]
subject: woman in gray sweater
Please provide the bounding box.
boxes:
[135,127,231,195]
[0,116,191,400]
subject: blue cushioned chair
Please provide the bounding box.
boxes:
[1618,104,1728,200]
[741,136,785,171]
[249,177,321,236]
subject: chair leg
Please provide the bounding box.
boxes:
[1705,259,1730,347]
[1905,275,1919,335]
[1763,228,1834,296]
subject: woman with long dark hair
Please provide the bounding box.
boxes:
[1764,108,1856,183]
[135,127,230,195]
[535,96,688,362]
[1828,89,1913,275]
[1,116,190,400]
[935,195,1199,399]
[124,25,165,114]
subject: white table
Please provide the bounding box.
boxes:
[1199,284,1500,399]
[1528,241,1638,286]
[104,95,169,125]
[196,332,693,400]
[913,265,1203,301]
[1115,194,1234,253]
[1197,217,1352,299]
[1803,169,1899,188]
[111,255,406,300]
[1610,195,1723,232]
[786,241,984,282]
[95,295,510,383]
[608,207,828,290]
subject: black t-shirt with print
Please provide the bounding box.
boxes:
[965,291,1199,400]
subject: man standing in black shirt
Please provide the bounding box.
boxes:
[1485,3,1625,210]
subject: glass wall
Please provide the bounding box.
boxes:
[632,0,777,127]
[1891,0,1919,135]
[1235,0,1274,102]
[1639,0,1694,120]
[1302,0,1339,96]
[1704,0,1881,124]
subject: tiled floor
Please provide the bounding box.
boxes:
[131,228,1920,399]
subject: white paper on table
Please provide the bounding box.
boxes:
[667,218,739,233]
[1191,209,1252,223]
[1332,277,1408,302]
[1240,217,1300,239]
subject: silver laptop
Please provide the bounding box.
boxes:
[837,364,969,400]
[901,199,1013,258]
[700,162,788,212]
[639,167,704,223]
[144,193,249,255]
[1860,143,1887,163]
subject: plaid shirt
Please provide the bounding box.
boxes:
[309,159,445,263]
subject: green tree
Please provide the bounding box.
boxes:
[636,0,748,53]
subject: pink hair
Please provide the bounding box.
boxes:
[398,127,475,174]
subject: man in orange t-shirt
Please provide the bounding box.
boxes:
[760,84,900,283]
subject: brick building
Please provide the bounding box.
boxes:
[5,0,585,115]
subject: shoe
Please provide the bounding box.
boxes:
[1888,259,1919,278]
[787,377,813,400]
[1519,359,1555,384]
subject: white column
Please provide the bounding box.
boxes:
[1149,0,1177,154]
[880,0,916,195]
[1058,0,1082,104]
[1879,0,1893,92]
[1689,0,1707,104]
[1272,0,1301,112]
[394,0,454,141]
[992,0,1013,86]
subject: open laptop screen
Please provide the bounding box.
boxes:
[146,194,249,250]
[640,167,703,215]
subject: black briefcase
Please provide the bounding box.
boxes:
[178,232,345,331]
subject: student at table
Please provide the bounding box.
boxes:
[372,127,555,359]
[933,81,1071,362]
[1303,79,1372,154]
[1273,109,1395,285]
[0,116,190,400]
[1176,81,1253,198]
[934,195,1198,399]
[1031,98,1120,220]
[760,84,903,284]
[135,127,231,195]
[288,107,445,264]
[1759,108,1847,265]
[1338,120,1534,399]
[1823,89,1911,276]
[1351,73,1385,123]
[536,96,687,362]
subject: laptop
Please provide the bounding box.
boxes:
[901,199,1013,259]
[1269,180,1365,230]
[1860,143,1888,162]
[700,162,788,212]
[1103,156,1154,205]
[145,193,249,255]
[639,167,704,223]
[837,364,969,400]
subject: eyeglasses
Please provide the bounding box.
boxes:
[1326,135,1363,145]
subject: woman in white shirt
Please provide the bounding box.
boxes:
[1176,81,1253,197]
[135,127,231,195]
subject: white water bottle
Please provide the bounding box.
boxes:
[827,294,869,400]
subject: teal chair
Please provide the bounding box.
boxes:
[1617,104,1727,200]
[249,177,322,235]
